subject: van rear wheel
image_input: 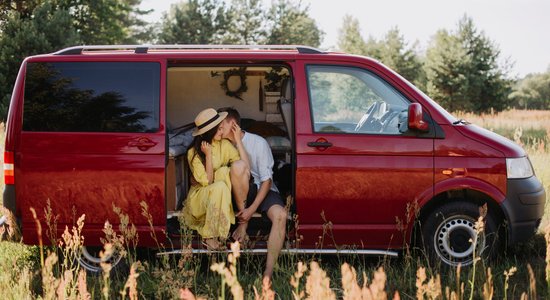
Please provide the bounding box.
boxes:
[420,201,499,267]
[78,246,123,273]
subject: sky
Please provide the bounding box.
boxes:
[140,0,550,77]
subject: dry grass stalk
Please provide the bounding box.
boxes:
[304,261,336,300]
[77,270,90,300]
[341,263,363,299]
[291,261,307,299]
[121,262,141,300]
[527,263,536,299]
[30,207,45,268]
[482,267,493,300]
[0,206,21,241]
[415,267,442,300]
[520,292,528,300]
[545,224,550,288]
[42,252,59,300]
[112,204,138,261]
[503,266,517,300]
[253,277,276,300]
[365,267,388,300]
[43,199,59,246]
[210,241,244,300]
[59,214,86,274]
[180,288,208,300]
[100,243,114,300]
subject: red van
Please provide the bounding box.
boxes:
[2,45,545,271]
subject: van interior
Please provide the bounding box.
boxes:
[165,64,294,244]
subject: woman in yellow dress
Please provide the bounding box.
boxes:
[183,108,249,250]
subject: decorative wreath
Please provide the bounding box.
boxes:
[221,67,248,100]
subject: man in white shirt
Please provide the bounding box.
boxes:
[218,107,287,281]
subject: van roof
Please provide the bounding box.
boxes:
[53,45,328,55]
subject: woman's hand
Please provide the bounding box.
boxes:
[200,141,212,157]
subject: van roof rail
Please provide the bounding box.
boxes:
[54,44,325,55]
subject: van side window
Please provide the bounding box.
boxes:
[23,62,160,132]
[306,65,409,135]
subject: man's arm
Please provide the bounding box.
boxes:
[237,179,271,223]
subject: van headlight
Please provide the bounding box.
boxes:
[506,157,534,179]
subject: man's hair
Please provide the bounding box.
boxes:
[218,107,241,125]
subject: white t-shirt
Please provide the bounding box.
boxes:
[242,132,279,193]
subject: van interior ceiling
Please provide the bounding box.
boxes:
[165,64,294,236]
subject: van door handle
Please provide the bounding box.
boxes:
[307,141,333,147]
[307,138,332,149]
[128,137,157,151]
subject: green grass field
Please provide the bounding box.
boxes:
[1,110,550,299]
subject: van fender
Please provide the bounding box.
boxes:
[404,177,506,245]
[431,177,506,205]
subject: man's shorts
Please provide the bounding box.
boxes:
[244,181,285,218]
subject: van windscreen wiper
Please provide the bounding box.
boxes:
[452,119,470,125]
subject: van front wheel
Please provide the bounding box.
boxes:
[78,246,123,273]
[420,201,499,267]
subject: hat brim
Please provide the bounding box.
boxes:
[192,111,228,136]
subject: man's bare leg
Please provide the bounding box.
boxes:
[264,204,287,280]
[230,160,250,242]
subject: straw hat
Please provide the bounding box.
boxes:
[192,108,228,136]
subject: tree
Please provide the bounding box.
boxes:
[157,0,228,44]
[55,0,151,44]
[378,27,424,87]
[266,0,322,47]
[510,70,550,109]
[223,0,266,44]
[337,15,368,56]
[337,16,422,85]
[424,29,470,112]
[424,15,512,112]
[0,2,78,118]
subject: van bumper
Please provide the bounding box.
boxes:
[501,176,546,244]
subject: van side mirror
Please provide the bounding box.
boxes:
[398,103,429,133]
[408,103,429,132]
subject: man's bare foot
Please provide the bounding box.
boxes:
[231,223,249,244]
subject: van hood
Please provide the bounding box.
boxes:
[455,124,526,158]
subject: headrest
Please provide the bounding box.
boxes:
[281,78,292,100]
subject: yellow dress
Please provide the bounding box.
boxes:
[182,139,240,239]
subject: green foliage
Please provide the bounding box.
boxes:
[424,15,512,113]
[337,15,368,56]
[377,27,425,88]
[0,2,78,119]
[337,15,423,86]
[223,0,267,44]
[158,0,322,46]
[0,0,150,120]
[266,0,323,47]
[510,70,550,109]
[157,0,229,44]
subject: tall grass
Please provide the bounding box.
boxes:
[1,109,550,299]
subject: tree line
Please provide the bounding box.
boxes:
[0,0,548,119]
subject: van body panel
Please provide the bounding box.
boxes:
[455,124,526,158]
[15,58,167,246]
[435,125,505,158]
[294,59,434,249]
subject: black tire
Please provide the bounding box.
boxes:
[419,201,500,267]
